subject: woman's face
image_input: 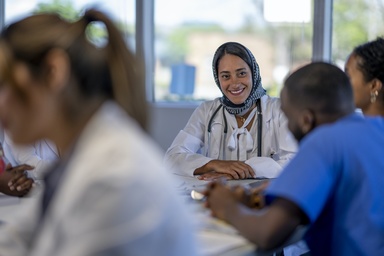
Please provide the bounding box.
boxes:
[217,54,252,105]
[345,53,371,111]
[0,50,57,144]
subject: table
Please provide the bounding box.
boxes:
[173,174,259,255]
[173,174,308,256]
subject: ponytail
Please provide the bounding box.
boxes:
[82,9,148,130]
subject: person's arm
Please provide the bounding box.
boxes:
[164,101,218,176]
[205,182,307,250]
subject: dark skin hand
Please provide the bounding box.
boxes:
[204,181,308,250]
[0,163,34,197]
[195,160,256,180]
[231,181,270,209]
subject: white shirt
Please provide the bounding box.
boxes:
[164,95,298,178]
[0,101,199,256]
[3,134,59,180]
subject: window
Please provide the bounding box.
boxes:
[332,0,384,66]
[5,0,135,49]
[154,0,314,102]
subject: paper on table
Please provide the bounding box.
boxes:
[197,230,255,256]
[194,204,256,256]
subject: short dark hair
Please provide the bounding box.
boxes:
[353,37,384,84]
[284,62,354,114]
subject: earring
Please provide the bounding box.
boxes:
[370,91,379,103]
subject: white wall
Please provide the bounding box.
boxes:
[148,103,197,152]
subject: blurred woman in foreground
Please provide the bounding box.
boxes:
[0,9,197,256]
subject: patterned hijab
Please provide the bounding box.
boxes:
[212,42,266,115]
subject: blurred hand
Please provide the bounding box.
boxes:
[232,181,269,209]
[203,181,240,222]
[0,163,34,197]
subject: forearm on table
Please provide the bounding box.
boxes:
[194,160,216,175]
[227,201,302,251]
[165,153,211,176]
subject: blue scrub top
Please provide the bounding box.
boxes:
[265,113,384,256]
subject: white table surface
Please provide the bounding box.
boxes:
[173,174,266,256]
[173,174,308,256]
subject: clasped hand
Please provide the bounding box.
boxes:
[0,163,35,197]
[203,180,269,223]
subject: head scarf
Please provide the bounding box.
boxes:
[212,42,266,115]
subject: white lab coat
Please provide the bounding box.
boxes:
[0,101,198,256]
[165,95,298,178]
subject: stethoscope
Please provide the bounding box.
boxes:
[207,98,262,159]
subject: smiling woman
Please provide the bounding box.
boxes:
[164,41,297,181]
[154,0,313,102]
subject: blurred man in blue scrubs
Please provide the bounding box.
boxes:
[205,62,384,256]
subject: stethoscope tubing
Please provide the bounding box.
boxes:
[207,99,262,159]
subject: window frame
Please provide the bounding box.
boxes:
[0,0,334,104]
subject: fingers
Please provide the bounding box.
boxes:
[9,164,34,174]
[17,179,34,192]
[232,185,248,199]
[204,182,240,221]
[227,162,255,179]
[250,180,270,194]
[208,160,255,180]
[5,163,12,171]
[8,173,34,192]
[248,181,269,209]
[198,172,233,181]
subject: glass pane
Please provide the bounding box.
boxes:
[154,0,313,102]
[5,0,135,49]
[332,0,384,66]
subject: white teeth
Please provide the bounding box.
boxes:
[230,88,243,94]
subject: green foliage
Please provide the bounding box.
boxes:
[332,0,370,61]
[159,24,225,66]
[32,0,133,47]
[33,0,80,21]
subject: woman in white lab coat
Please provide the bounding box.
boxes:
[0,9,197,256]
[165,42,297,180]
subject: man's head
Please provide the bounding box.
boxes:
[281,62,355,142]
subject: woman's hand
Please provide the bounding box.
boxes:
[0,163,34,197]
[195,160,256,180]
